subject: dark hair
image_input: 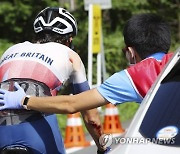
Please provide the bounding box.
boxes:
[123,13,171,59]
[33,31,73,44]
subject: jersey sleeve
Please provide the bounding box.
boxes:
[69,53,90,94]
[97,70,143,105]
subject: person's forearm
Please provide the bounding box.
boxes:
[25,89,107,114]
[81,109,105,151]
[25,95,76,114]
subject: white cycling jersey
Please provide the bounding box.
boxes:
[0,41,86,95]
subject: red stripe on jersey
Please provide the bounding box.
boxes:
[0,60,62,93]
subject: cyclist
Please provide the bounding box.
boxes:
[0,7,103,154]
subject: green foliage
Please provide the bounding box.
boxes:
[0,0,59,43]
[104,30,127,76]
[56,114,67,137]
[117,102,139,122]
[0,39,14,56]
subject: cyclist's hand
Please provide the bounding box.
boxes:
[97,147,112,154]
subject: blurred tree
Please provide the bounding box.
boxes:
[0,0,59,43]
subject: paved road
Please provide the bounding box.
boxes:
[65,119,132,154]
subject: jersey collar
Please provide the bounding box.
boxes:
[147,52,166,61]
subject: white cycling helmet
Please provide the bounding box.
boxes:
[33,7,77,36]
